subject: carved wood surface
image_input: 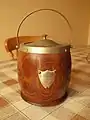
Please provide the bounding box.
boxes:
[17,50,71,105]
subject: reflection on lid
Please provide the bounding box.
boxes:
[25,39,62,47]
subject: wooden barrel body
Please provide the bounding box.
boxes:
[17,49,71,106]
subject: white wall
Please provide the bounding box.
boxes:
[0,0,90,60]
[88,24,90,45]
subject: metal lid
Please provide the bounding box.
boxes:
[19,34,70,54]
[25,34,61,47]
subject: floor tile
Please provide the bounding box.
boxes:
[38,106,57,113]
[0,72,10,83]
[78,107,90,120]
[13,99,31,110]
[80,89,90,96]
[3,70,18,80]
[40,100,66,113]
[67,88,79,97]
[3,91,22,103]
[0,105,18,119]
[3,79,18,86]
[1,65,17,73]
[0,63,16,70]
[71,68,83,74]
[63,99,85,113]
[0,60,16,68]
[70,76,90,87]
[17,89,21,94]
[50,106,75,120]
[69,83,87,92]
[71,115,87,120]
[13,69,18,72]
[10,83,20,92]
[0,96,9,108]
[69,95,90,107]
[42,115,58,120]
[3,112,29,120]
[22,105,49,120]
[37,95,73,114]
[0,83,7,90]
[76,73,90,82]
[0,87,14,95]
[0,59,13,64]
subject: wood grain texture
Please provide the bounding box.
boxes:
[17,50,71,106]
[4,36,41,60]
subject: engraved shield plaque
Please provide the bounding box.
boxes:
[38,69,56,88]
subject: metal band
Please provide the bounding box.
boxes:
[16,8,72,48]
[19,44,70,54]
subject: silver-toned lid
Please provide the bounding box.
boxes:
[19,34,71,54]
[25,34,61,47]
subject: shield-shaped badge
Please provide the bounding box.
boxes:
[38,69,56,89]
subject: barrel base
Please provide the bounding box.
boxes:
[20,91,68,107]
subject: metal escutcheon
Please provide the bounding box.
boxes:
[38,69,56,89]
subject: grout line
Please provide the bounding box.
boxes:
[0,94,31,120]
[70,114,88,120]
[40,105,64,120]
[2,112,31,120]
[41,87,90,120]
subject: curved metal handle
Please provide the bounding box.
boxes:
[16,8,72,48]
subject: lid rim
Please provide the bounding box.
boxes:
[19,44,70,54]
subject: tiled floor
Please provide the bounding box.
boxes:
[0,47,90,120]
